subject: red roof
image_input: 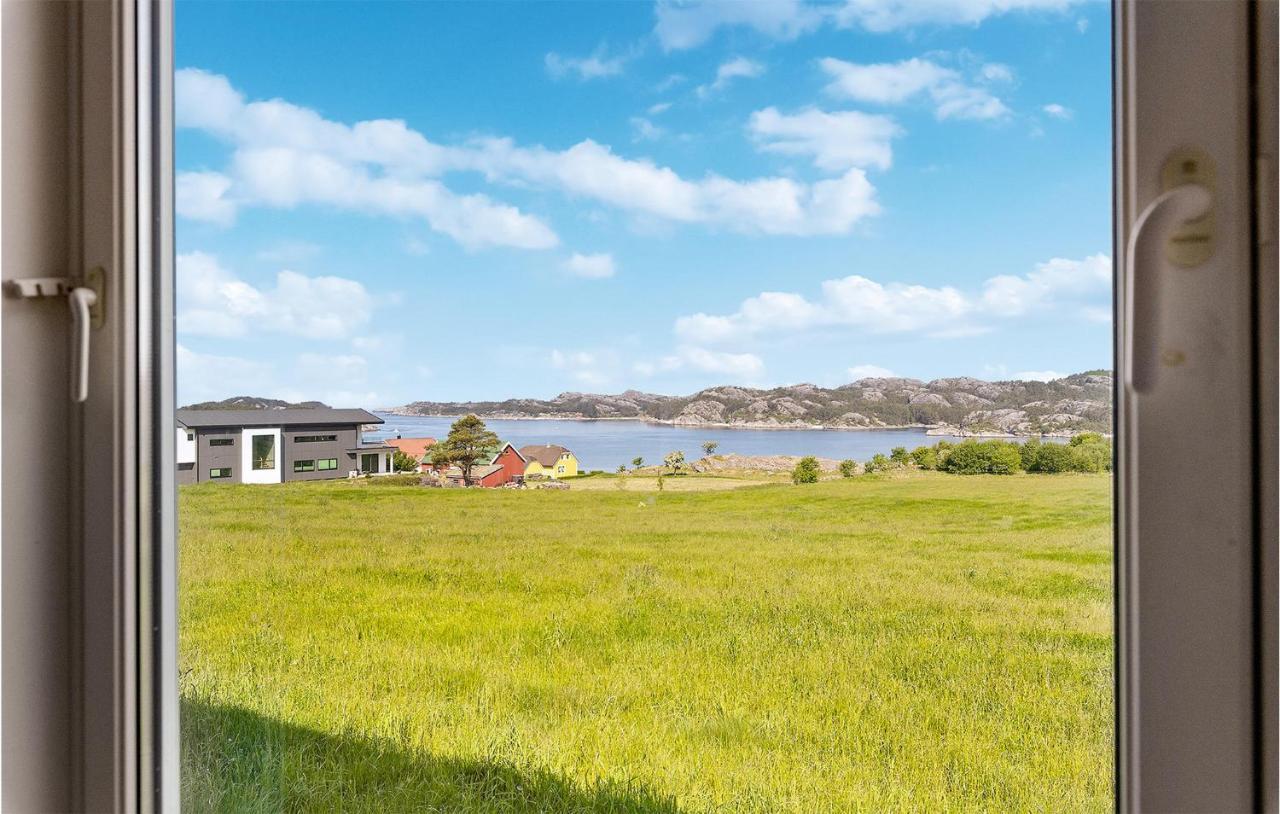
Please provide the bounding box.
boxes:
[386,437,437,459]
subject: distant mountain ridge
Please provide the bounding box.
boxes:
[387,371,1113,437]
[180,396,331,411]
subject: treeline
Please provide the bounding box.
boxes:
[857,433,1113,476]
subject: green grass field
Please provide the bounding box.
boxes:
[179,472,1113,813]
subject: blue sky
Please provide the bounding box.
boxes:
[175,0,1111,407]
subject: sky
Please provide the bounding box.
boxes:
[174,0,1111,408]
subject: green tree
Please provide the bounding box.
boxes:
[1020,438,1042,471]
[910,446,938,470]
[616,465,627,474]
[941,440,1023,475]
[701,441,719,457]
[865,453,891,473]
[632,456,645,469]
[890,446,910,466]
[839,459,858,478]
[430,414,500,484]
[663,450,686,474]
[792,456,821,484]
[391,450,420,473]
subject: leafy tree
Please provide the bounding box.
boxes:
[701,441,719,457]
[391,450,420,473]
[792,456,821,484]
[663,450,686,474]
[910,446,938,470]
[616,465,627,474]
[889,446,910,466]
[430,414,500,484]
[839,459,858,478]
[1029,442,1074,473]
[933,440,954,469]
[632,456,645,469]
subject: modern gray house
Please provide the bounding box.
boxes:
[175,408,395,485]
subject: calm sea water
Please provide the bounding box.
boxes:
[367,413,986,472]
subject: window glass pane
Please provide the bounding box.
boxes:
[208,468,231,479]
[251,435,275,470]
[177,4,1114,810]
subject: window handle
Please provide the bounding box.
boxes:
[68,286,98,403]
[4,268,104,403]
[1124,183,1212,394]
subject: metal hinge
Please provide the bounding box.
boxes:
[4,267,105,402]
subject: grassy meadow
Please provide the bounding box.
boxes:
[179,471,1113,812]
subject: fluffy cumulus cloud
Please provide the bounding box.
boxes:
[177,68,882,242]
[675,253,1111,344]
[748,107,901,171]
[820,57,1010,121]
[1042,102,1073,119]
[564,252,616,279]
[545,48,628,80]
[176,251,373,339]
[176,344,274,403]
[696,57,766,97]
[634,345,765,379]
[848,363,897,379]
[654,0,1082,48]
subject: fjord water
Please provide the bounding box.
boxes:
[369,413,985,471]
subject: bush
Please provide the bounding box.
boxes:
[941,440,1023,475]
[909,446,938,470]
[864,453,891,473]
[391,450,420,473]
[1025,434,1112,473]
[792,456,821,484]
[839,459,858,478]
[1019,438,1041,471]
[890,446,910,466]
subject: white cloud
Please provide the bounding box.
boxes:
[175,68,557,250]
[676,253,1112,344]
[630,116,666,141]
[1015,369,1067,382]
[697,57,765,97]
[980,253,1110,316]
[748,107,901,171]
[848,364,897,379]
[654,0,1081,48]
[980,62,1015,83]
[564,252,616,279]
[176,171,236,225]
[177,344,274,403]
[834,0,1081,32]
[655,0,825,50]
[178,68,881,242]
[820,57,1010,120]
[466,137,880,235]
[647,102,673,115]
[176,251,373,339]
[635,345,765,379]
[545,48,628,80]
[550,348,620,387]
[1042,102,1073,119]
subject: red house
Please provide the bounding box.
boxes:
[444,442,526,487]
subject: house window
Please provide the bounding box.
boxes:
[293,459,315,472]
[209,467,232,479]
[317,458,338,471]
[209,438,233,446]
[295,434,337,443]
[251,435,276,470]
[178,462,194,471]
[557,465,565,474]
[361,453,379,473]
[187,433,194,441]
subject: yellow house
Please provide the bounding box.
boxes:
[519,444,579,478]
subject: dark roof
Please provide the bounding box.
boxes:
[519,444,571,466]
[175,408,382,429]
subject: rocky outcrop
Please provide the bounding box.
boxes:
[388,371,1113,437]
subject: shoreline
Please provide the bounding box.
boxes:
[373,411,1089,439]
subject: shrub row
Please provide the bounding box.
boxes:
[847,433,1112,477]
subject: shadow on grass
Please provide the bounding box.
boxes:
[181,699,684,814]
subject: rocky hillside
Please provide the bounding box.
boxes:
[389,371,1113,437]
[179,396,331,410]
